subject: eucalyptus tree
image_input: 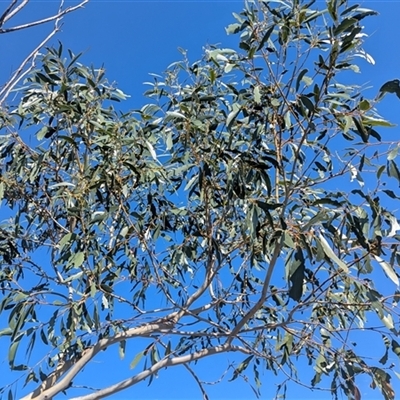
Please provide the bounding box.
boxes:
[0,0,89,107]
[1,1,400,399]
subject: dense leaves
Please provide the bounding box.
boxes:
[1,1,400,399]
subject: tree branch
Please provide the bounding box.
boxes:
[183,363,209,400]
[0,0,89,106]
[0,0,89,33]
[70,344,250,400]
[0,0,21,28]
[226,235,284,344]
[21,320,174,400]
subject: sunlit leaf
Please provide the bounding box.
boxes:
[130,351,144,370]
[254,85,261,105]
[373,255,399,286]
[318,233,348,272]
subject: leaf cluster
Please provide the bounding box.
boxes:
[1,1,400,400]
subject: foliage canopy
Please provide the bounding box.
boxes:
[1,0,400,399]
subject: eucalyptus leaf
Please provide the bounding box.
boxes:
[373,255,399,286]
[317,234,349,273]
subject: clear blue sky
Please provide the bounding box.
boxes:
[2,1,400,399]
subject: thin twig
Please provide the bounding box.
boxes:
[0,0,89,105]
[184,364,209,400]
[0,31,45,105]
[0,0,89,33]
[0,0,20,28]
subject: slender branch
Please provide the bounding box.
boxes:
[0,0,89,33]
[0,0,89,106]
[173,175,225,321]
[226,234,284,345]
[174,245,216,321]
[21,320,174,400]
[0,25,58,105]
[183,363,209,400]
[0,0,21,28]
[70,344,250,400]
[22,298,221,399]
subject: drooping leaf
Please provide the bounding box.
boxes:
[130,351,144,370]
[377,79,400,100]
[317,234,349,272]
[372,255,399,286]
[230,355,254,382]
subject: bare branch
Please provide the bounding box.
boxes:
[0,0,89,33]
[0,0,21,28]
[21,320,174,400]
[0,21,60,106]
[70,344,250,400]
[226,235,284,344]
[183,364,209,400]
[0,0,90,106]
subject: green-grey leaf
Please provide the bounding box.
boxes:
[373,255,399,286]
[254,85,261,105]
[130,351,144,370]
[388,148,398,161]
[317,234,348,272]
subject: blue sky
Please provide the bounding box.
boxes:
[2,0,400,399]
